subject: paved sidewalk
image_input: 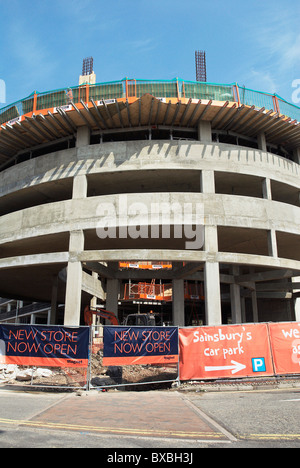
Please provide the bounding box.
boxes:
[1,385,300,447]
[24,390,231,441]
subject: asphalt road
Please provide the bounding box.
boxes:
[0,385,299,449]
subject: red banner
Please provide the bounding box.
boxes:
[268,322,300,375]
[179,323,274,380]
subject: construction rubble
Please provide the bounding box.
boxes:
[0,364,53,383]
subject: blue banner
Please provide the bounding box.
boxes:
[103,326,179,365]
[0,324,90,368]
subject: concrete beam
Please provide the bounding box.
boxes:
[172,262,203,279]
[0,252,69,270]
[235,268,295,284]
[82,270,105,300]
[256,282,300,291]
[78,250,300,273]
[242,290,293,299]
[84,261,117,279]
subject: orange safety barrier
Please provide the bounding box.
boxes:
[268,322,300,375]
[179,321,300,381]
[179,323,274,381]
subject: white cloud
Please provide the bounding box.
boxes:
[242,6,300,98]
[248,69,278,94]
[127,38,157,53]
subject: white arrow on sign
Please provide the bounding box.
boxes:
[205,360,246,375]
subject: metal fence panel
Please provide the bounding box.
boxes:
[0,323,90,390]
[89,325,179,390]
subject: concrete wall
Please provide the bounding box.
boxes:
[0,140,299,326]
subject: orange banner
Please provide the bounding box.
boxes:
[268,322,300,375]
[179,323,274,380]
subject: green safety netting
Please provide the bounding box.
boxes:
[1,78,300,125]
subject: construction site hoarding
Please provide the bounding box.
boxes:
[0,324,90,368]
[268,322,300,375]
[179,323,274,380]
[102,326,179,366]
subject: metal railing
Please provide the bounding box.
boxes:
[0,302,50,322]
[1,78,300,126]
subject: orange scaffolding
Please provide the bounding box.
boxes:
[124,280,172,301]
[123,281,204,302]
[119,261,172,270]
[184,282,204,301]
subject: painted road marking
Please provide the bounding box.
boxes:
[0,417,299,441]
[239,433,300,440]
[280,398,300,402]
[0,417,224,440]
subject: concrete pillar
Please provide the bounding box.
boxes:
[257,132,267,151]
[50,275,59,325]
[201,169,222,325]
[292,276,300,321]
[230,266,242,324]
[251,290,259,322]
[105,262,119,322]
[262,177,272,200]
[204,262,222,325]
[267,229,278,257]
[262,179,278,258]
[200,170,215,194]
[294,298,300,322]
[198,120,212,142]
[90,273,98,332]
[293,147,300,165]
[64,230,84,326]
[72,174,87,199]
[76,126,90,148]
[241,296,246,323]
[106,279,119,319]
[172,279,185,326]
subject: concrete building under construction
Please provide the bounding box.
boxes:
[0,66,300,327]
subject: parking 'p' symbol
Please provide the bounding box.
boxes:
[252,357,266,372]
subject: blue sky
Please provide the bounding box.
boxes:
[0,0,300,107]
